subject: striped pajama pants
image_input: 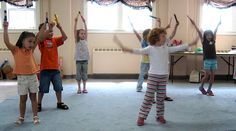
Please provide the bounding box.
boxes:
[138,74,168,119]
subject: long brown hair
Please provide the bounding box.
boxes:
[16,32,35,48]
[76,29,85,42]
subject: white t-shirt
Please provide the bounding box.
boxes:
[133,40,188,75]
[74,40,89,61]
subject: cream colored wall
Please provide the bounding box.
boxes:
[0,0,235,76]
[164,0,236,75]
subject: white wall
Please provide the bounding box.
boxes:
[0,0,235,76]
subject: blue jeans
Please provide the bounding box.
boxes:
[137,63,150,91]
[39,70,63,93]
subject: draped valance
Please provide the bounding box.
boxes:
[205,0,236,8]
[0,0,37,7]
[88,0,155,11]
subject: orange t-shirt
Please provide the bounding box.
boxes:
[38,36,64,70]
[12,47,39,75]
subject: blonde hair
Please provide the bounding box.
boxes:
[148,28,166,45]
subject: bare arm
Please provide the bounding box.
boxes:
[34,23,46,50]
[168,14,179,40]
[168,19,179,40]
[80,12,87,40]
[74,15,78,43]
[156,17,161,28]
[187,16,203,42]
[56,22,68,42]
[130,21,142,42]
[213,19,221,40]
[3,22,15,52]
[164,18,172,30]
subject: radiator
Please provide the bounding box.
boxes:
[92,48,140,74]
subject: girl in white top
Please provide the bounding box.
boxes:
[114,28,198,126]
[74,11,89,94]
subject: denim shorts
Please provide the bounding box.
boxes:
[39,70,63,93]
[204,59,217,70]
[76,60,88,81]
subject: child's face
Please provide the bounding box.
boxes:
[79,30,86,40]
[47,22,55,39]
[156,33,166,46]
[45,29,53,39]
[23,36,35,50]
[206,33,213,41]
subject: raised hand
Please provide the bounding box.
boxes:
[165,18,172,29]
[3,21,8,29]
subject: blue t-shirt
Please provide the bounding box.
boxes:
[141,40,149,48]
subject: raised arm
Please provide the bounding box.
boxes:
[187,16,203,42]
[130,21,142,42]
[79,12,87,40]
[213,19,221,40]
[168,15,179,40]
[156,17,161,28]
[164,18,172,30]
[74,14,79,43]
[56,22,67,42]
[34,23,46,50]
[3,22,15,52]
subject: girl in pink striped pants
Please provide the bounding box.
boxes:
[114,26,198,126]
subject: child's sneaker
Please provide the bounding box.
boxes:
[156,116,166,124]
[207,90,214,96]
[137,117,145,126]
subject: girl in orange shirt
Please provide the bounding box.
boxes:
[3,21,45,125]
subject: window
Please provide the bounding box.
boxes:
[201,4,236,33]
[87,1,153,32]
[0,2,38,30]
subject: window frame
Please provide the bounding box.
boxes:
[0,1,39,32]
[200,3,236,35]
[84,0,156,33]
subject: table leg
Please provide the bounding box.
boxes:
[228,57,230,80]
[170,55,174,83]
